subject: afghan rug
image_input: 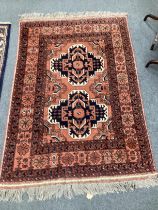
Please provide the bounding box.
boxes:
[0,23,11,97]
[0,13,157,201]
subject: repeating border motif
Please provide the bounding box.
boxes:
[0,17,155,184]
[0,23,11,97]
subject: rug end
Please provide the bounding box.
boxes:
[19,11,128,21]
[0,174,158,202]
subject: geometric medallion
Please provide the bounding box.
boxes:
[50,44,104,86]
[48,90,108,139]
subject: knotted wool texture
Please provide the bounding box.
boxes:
[0,14,156,199]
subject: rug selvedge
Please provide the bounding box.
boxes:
[0,14,156,200]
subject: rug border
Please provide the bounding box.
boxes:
[124,16,157,169]
[0,172,158,201]
[0,172,157,189]
[0,13,157,198]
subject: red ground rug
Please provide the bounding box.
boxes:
[0,13,157,201]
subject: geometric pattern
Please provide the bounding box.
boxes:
[0,17,155,184]
[48,90,108,139]
[51,44,104,85]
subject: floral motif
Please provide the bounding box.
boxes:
[112,149,127,163]
[88,151,102,165]
[24,73,36,84]
[122,113,134,126]
[31,155,50,169]
[19,118,33,130]
[22,94,34,106]
[119,92,131,104]
[16,143,30,156]
[117,73,128,84]
[61,153,75,166]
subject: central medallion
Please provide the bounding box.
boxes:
[73,108,85,119]
[48,90,108,139]
[50,44,104,86]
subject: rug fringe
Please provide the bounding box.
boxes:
[19,11,128,21]
[0,174,158,202]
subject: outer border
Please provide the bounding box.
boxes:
[0,13,157,201]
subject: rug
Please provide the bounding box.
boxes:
[0,12,157,201]
[0,23,11,97]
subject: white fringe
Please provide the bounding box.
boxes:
[0,174,158,202]
[19,11,128,21]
